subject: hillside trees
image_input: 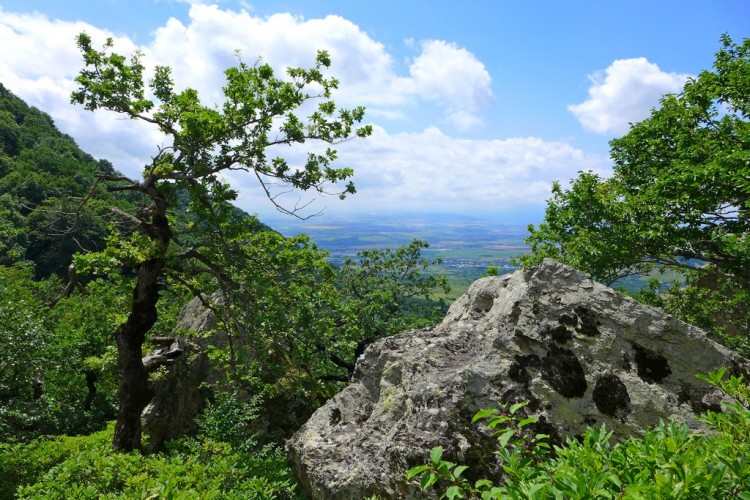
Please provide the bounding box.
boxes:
[521,35,750,346]
[68,33,371,451]
[0,84,129,276]
[0,265,50,439]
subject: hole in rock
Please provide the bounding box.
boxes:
[543,324,572,344]
[508,355,539,385]
[632,344,672,384]
[472,291,495,314]
[592,374,630,421]
[558,313,577,327]
[573,306,601,336]
[330,407,342,425]
[541,346,587,398]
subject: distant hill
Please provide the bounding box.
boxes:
[0,83,139,277]
[0,84,270,279]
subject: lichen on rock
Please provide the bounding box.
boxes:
[287,259,749,499]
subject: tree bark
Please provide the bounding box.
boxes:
[111,207,171,452]
[83,369,98,411]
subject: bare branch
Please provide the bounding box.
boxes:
[47,264,87,309]
[111,207,144,228]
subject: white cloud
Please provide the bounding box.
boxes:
[0,4,498,177]
[568,57,689,135]
[231,125,606,219]
[146,6,494,128]
[401,40,494,129]
[0,9,165,175]
[0,4,591,220]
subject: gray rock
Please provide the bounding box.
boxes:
[141,293,228,451]
[286,259,749,499]
[141,335,209,452]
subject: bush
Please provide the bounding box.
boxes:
[0,422,302,499]
[409,369,750,499]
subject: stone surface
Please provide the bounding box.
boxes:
[141,293,226,451]
[286,259,749,499]
[141,335,209,451]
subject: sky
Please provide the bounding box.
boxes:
[0,0,748,226]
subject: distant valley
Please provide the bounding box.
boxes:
[266,213,533,299]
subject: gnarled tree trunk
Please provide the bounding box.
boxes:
[111,207,171,452]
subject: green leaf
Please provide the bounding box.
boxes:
[498,429,516,449]
[509,402,527,415]
[518,417,537,428]
[420,472,437,490]
[445,485,463,499]
[453,465,469,478]
[473,409,498,423]
[475,479,494,488]
[406,465,431,480]
[430,446,444,466]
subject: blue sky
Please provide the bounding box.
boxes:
[0,0,747,224]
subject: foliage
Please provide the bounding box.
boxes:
[338,239,450,344]
[520,35,750,346]
[186,236,449,439]
[195,391,262,454]
[0,264,52,441]
[0,423,301,499]
[67,32,371,450]
[0,256,192,443]
[0,83,130,278]
[633,275,750,356]
[409,370,750,499]
[0,192,28,264]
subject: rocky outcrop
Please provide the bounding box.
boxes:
[141,335,209,451]
[141,293,226,451]
[287,259,749,499]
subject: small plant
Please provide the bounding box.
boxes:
[407,401,547,499]
[408,371,750,499]
[196,390,260,454]
[1,422,302,499]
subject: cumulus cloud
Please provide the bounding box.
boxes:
[0,3,495,176]
[145,6,494,128]
[568,58,689,135]
[402,40,494,129]
[231,125,606,219]
[0,9,166,174]
[0,4,590,219]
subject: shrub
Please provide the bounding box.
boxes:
[408,369,750,499]
[1,422,302,499]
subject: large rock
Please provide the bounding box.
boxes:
[141,335,209,451]
[141,293,227,450]
[287,259,749,499]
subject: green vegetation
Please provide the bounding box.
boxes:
[1,422,300,499]
[409,369,750,498]
[521,35,750,355]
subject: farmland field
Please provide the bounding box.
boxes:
[266,213,532,301]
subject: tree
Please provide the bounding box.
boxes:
[172,236,450,440]
[521,35,750,343]
[69,33,371,451]
[335,239,450,371]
